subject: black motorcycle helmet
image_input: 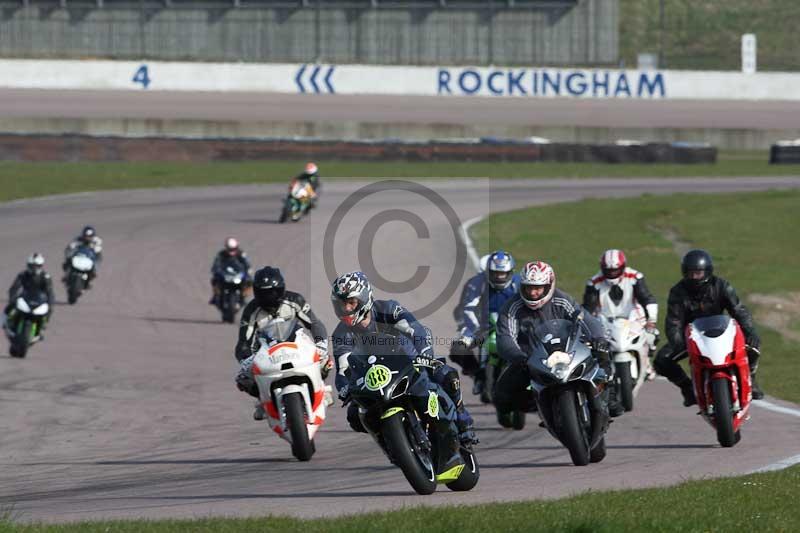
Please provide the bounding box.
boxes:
[253,266,285,310]
[681,249,714,292]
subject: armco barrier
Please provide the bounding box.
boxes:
[0,133,716,164]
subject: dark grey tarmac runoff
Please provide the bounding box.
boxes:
[1,89,800,129]
[1,177,800,523]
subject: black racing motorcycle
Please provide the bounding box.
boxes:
[213,260,249,323]
[523,312,610,466]
[4,289,50,358]
[346,337,479,495]
[64,245,97,304]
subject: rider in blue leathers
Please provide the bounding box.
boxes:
[331,271,477,445]
[450,251,520,396]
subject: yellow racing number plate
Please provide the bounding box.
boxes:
[365,364,392,391]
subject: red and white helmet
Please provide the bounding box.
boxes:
[519,261,556,310]
[224,237,240,255]
[600,249,626,280]
[304,162,318,176]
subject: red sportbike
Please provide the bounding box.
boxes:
[686,315,752,447]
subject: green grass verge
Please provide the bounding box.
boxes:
[471,189,800,403]
[619,0,800,71]
[2,464,798,531]
[1,151,797,203]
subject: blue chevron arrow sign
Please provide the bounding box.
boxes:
[295,64,336,94]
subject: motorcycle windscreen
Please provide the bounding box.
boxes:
[691,315,731,338]
[74,245,97,261]
[19,290,49,311]
[219,257,246,275]
[689,315,737,365]
[526,319,576,355]
[259,317,299,344]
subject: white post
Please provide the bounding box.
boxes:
[742,33,757,74]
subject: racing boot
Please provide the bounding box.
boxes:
[747,350,764,400]
[750,368,764,400]
[456,404,479,445]
[679,378,697,407]
[471,367,485,396]
[323,385,335,407]
[253,401,266,421]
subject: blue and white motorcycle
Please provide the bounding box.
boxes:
[64,245,97,304]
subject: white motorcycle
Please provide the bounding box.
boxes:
[251,317,330,461]
[600,306,656,412]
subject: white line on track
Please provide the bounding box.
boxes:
[753,399,800,417]
[748,453,800,474]
[460,215,485,272]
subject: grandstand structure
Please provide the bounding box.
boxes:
[0,0,617,66]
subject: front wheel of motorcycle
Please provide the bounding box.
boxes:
[222,292,237,324]
[446,446,480,492]
[382,412,436,495]
[278,204,289,224]
[67,274,82,305]
[284,392,314,461]
[481,364,495,404]
[11,321,31,358]
[712,378,737,447]
[555,388,590,466]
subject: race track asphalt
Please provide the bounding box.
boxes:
[1,177,800,523]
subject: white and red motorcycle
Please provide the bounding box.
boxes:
[251,317,330,461]
[686,315,753,447]
[600,305,656,412]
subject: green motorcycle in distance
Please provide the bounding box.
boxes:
[481,312,527,430]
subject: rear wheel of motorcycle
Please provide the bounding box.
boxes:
[712,378,737,448]
[284,393,314,461]
[589,436,607,463]
[382,413,436,495]
[446,447,479,492]
[616,361,634,412]
[555,388,590,466]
